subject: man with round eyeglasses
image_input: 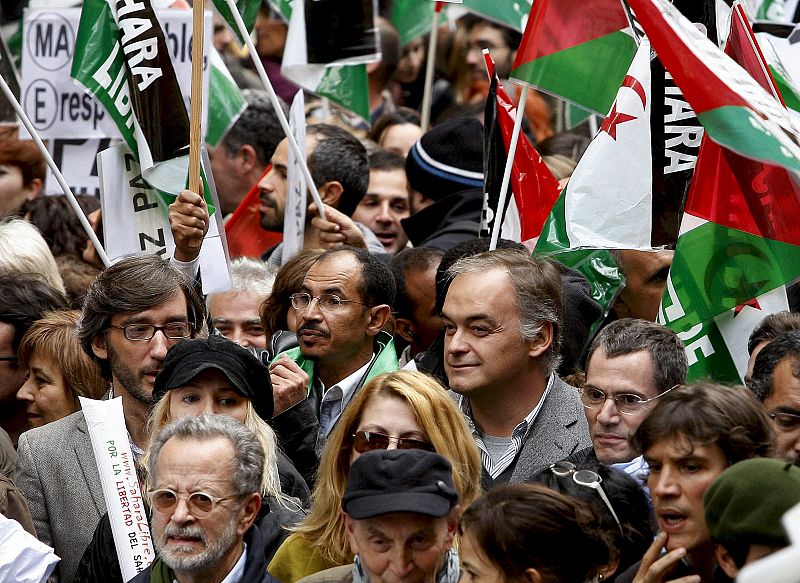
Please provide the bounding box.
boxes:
[131,414,277,583]
[268,247,399,485]
[569,319,687,485]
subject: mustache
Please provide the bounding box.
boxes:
[297,323,329,336]
[163,525,207,544]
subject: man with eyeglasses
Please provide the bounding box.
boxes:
[571,319,687,484]
[15,254,205,583]
[749,330,800,466]
[269,247,398,485]
[132,414,278,583]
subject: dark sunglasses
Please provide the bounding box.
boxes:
[352,430,435,454]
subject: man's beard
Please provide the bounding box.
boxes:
[107,344,154,405]
[157,519,240,574]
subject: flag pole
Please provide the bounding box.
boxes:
[224,0,326,219]
[489,78,528,251]
[420,1,443,132]
[187,0,205,251]
[0,71,111,267]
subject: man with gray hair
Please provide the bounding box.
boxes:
[570,319,687,481]
[208,257,276,349]
[131,414,278,583]
[440,249,590,488]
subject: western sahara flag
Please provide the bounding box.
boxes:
[480,52,560,248]
[510,0,638,115]
[211,0,261,45]
[206,47,246,147]
[627,0,800,175]
[658,3,800,382]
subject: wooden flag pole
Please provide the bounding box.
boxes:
[224,0,326,219]
[186,0,205,251]
[489,83,528,251]
[420,1,443,132]
[0,71,111,267]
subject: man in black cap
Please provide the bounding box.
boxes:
[299,449,461,583]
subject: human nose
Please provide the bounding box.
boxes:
[229,327,249,347]
[258,170,275,193]
[149,329,171,360]
[17,376,35,403]
[169,495,195,525]
[446,327,469,355]
[376,201,393,224]
[651,467,680,499]
[300,297,324,321]
[596,397,620,425]
[465,45,481,65]
[388,545,414,578]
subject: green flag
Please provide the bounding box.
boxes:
[211,0,261,45]
[205,48,246,147]
[461,0,531,32]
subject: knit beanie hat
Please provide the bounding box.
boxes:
[405,117,484,201]
[704,458,800,548]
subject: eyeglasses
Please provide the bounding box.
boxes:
[110,322,193,341]
[148,488,238,519]
[352,431,435,454]
[579,385,676,416]
[290,293,372,312]
[769,411,800,431]
[549,461,623,532]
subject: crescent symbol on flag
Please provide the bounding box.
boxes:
[621,75,647,108]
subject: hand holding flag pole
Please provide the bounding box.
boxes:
[186,0,205,251]
[0,71,110,268]
[420,1,443,132]
[485,49,528,251]
[223,0,326,220]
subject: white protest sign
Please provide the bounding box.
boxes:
[80,396,154,581]
[21,8,210,140]
[43,138,114,196]
[282,90,306,265]
[97,142,231,294]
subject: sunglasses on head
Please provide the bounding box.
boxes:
[351,430,435,454]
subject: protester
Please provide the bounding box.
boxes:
[0,126,45,219]
[268,371,480,583]
[260,249,325,344]
[401,118,484,251]
[20,194,100,258]
[351,149,410,255]
[298,449,461,583]
[571,319,687,477]
[207,90,288,216]
[390,247,444,363]
[0,217,66,294]
[0,273,67,448]
[441,249,590,487]
[459,484,613,583]
[749,330,800,465]
[208,257,276,349]
[55,254,102,306]
[745,311,800,384]
[610,250,674,322]
[268,248,397,484]
[704,458,800,578]
[77,335,307,583]
[616,383,774,583]
[367,109,422,158]
[531,462,654,581]
[130,415,279,583]
[15,254,205,583]
[368,18,402,123]
[16,309,106,429]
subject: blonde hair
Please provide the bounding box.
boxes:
[18,309,107,402]
[0,218,65,293]
[142,396,283,501]
[292,370,482,565]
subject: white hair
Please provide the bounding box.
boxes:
[0,218,66,293]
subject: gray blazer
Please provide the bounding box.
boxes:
[15,411,105,583]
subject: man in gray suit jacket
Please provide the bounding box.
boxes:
[440,249,590,489]
[15,255,206,583]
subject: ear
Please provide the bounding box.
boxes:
[394,317,416,344]
[236,492,262,536]
[597,554,620,582]
[239,144,259,173]
[318,181,343,209]
[25,178,43,199]
[366,305,392,337]
[523,568,543,583]
[527,320,553,359]
[91,334,109,361]
[344,512,360,555]
[444,505,460,548]
[715,544,740,579]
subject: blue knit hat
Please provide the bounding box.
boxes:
[405,117,484,201]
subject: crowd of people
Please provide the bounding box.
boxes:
[1,2,800,583]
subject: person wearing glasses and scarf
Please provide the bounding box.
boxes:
[268,371,481,583]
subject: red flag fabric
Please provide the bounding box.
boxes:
[224,168,282,258]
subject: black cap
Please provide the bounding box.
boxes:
[153,335,273,420]
[342,450,459,519]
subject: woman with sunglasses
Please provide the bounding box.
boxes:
[268,370,482,583]
[459,483,615,583]
[532,461,655,582]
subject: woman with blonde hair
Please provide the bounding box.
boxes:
[268,370,482,583]
[16,309,106,428]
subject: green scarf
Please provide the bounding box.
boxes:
[147,557,174,583]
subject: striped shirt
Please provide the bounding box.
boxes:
[458,375,554,479]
